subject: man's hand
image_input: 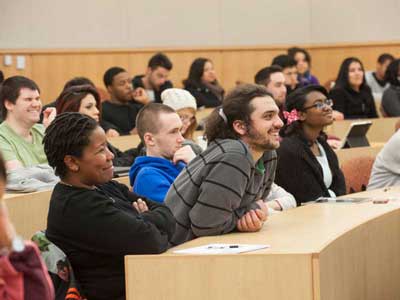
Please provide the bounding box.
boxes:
[332,110,344,121]
[133,88,150,105]
[130,128,138,135]
[173,145,196,164]
[0,201,16,250]
[132,198,148,213]
[236,209,266,232]
[42,107,57,128]
[106,129,120,138]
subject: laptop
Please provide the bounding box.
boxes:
[339,121,372,149]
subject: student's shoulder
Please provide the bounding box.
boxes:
[31,123,45,135]
[278,136,304,155]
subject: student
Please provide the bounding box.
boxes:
[254,65,287,113]
[132,53,173,103]
[0,76,56,170]
[271,54,299,94]
[165,84,288,246]
[129,103,196,203]
[56,85,140,167]
[161,88,202,152]
[101,67,149,136]
[275,85,346,205]
[43,112,175,300]
[365,53,394,100]
[368,129,400,190]
[381,59,400,116]
[288,47,320,86]
[183,58,224,108]
[0,153,55,300]
[329,57,378,119]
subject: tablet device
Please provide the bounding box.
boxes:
[339,121,372,149]
[113,166,130,178]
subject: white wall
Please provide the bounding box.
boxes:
[1,0,399,49]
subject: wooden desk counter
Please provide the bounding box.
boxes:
[125,187,400,300]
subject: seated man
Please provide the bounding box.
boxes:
[132,53,173,103]
[255,65,287,119]
[271,55,299,95]
[0,76,56,170]
[365,53,394,100]
[101,67,149,137]
[129,103,196,202]
[165,84,286,246]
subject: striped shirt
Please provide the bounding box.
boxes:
[165,139,277,246]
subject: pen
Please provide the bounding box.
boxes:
[207,245,240,249]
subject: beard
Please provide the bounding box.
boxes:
[246,125,280,152]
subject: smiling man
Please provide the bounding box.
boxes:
[0,76,55,170]
[165,84,286,246]
[129,103,196,203]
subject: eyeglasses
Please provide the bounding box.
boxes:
[180,115,196,123]
[303,99,333,110]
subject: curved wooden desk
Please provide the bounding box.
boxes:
[125,187,400,300]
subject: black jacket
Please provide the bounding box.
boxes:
[184,82,223,108]
[132,75,173,103]
[330,86,377,119]
[46,181,175,300]
[275,134,346,205]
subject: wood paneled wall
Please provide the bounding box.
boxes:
[1,41,400,104]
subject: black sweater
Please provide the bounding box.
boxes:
[330,86,377,119]
[46,181,175,300]
[100,101,143,135]
[184,82,223,108]
[275,134,346,205]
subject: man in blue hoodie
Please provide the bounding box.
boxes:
[129,103,196,202]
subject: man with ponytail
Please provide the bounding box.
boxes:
[165,84,294,246]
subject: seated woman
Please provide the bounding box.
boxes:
[161,88,203,153]
[43,112,175,300]
[56,85,142,166]
[288,47,320,86]
[183,58,224,108]
[329,57,378,119]
[381,59,400,116]
[0,153,54,299]
[275,85,346,205]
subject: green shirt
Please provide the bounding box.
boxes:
[0,122,47,167]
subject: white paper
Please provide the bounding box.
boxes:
[173,243,270,255]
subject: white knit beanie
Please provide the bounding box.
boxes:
[161,88,197,111]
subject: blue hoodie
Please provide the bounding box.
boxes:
[129,156,186,203]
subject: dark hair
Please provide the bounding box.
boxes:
[136,103,176,144]
[333,57,369,91]
[0,71,4,84]
[271,55,297,69]
[148,53,173,71]
[205,84,272,143]
[43,112,98,178]
[103,67,126,87]
[377,53,394,64]
[287,47,311,64]
[56,85,101,118]
[183,57,211,87]
[254,65,283,86]
[385,59,400,86]
[0,76,40,119]
[282,85,328,137]
[63,77,95,91]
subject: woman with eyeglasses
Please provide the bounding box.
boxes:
[275,85,346,205]
[329,57,378,119]
[56,85,142,166]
